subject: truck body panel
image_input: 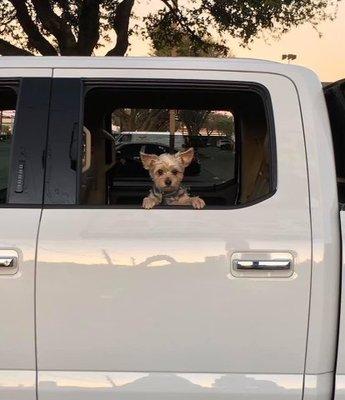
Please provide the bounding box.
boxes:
[0,57,341,400]
[36,67,311,400]
[0,67,52,400]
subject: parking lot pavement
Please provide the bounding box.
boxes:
[198,147,235,184]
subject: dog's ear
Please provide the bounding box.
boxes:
[140,152,159,170]
[176,147,194,168]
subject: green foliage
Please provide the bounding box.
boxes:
[205,113,234,137]
[113,108,169,131]
[0,0,340,56]
[146,0,340,55]
[151,33,230,57]
[178,110,210,136]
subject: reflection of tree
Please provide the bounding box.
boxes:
[101,249,114,266]
[137,255,177,268]
[120,373,202,392]
[38,372,298,397]
[105,375,117,388]
[213,374,282,392]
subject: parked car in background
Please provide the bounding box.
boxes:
[115,131,187,149]
[216,137,234,150]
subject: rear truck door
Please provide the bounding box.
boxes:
[0,71,51,399]
[37,66,314,400]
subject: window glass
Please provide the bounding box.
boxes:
[0,88,17,204]
[111,109,235,181]
[80,84,272,208]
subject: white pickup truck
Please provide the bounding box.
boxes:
[0,56,344,400]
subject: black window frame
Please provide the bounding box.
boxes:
[0,78,51,207]
[0,81,18,205]
[44,78,277,209]
[324,79,345,204]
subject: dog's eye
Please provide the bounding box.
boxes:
[157,169,164,176]
[172,169,178,175]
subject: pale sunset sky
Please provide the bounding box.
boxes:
[122,0,345,82]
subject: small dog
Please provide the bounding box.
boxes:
[140,147,206,209]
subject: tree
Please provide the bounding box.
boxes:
[178,109,210,133]
[150,27,231,57]
[205,113,234,137]
[112,108,169,131]
[0,0,338,56]
[146,0,340,56]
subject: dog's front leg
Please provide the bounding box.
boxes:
[176,194,205,209]
[142,195,160,209]
[190,196,206,209]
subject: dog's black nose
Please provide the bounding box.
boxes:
[165,178,172,186]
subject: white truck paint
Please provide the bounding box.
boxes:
[335,211,345,400]
[0,57,342,400]
[0,67,52,400]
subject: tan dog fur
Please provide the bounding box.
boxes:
[140,147,206,209]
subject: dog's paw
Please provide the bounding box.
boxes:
[142,197,156,209]
[191,197,205,209]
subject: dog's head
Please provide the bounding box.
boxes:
[140,147,194,192]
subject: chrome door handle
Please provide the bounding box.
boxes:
[0,257,16,268]
[0,251,19,275]
[234,260,291,270]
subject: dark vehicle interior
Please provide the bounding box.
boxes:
[81,82,272,207]
[324,79,345,204]
[0,87,17,204]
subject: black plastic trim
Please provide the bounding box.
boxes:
[6,78,51,205]
[44,78,82,205]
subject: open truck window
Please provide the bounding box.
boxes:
[80,81,275,208]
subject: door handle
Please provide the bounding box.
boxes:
[234,260,291,271]
[0,257,16,268]
[0,252,18,275]
[230,252,294,278]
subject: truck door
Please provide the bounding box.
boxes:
[0,73,51,399]
[37,68,312,400]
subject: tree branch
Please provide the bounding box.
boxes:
[55,0,78,26]
[106,0,135,56]
[160,0,203,43]
[0,38,34,55]
[9,0,58,55]
[55,0,72,13]
[0,7,16,36]
[77,0,101,55]
[31,0,77,54]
